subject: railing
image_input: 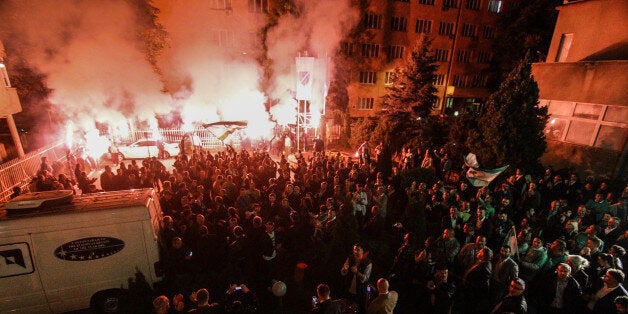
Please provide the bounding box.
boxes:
[0,140,67,202]
[121,128,241,149]
[0,128,244,202]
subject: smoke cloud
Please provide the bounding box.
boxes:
[0,0,358,142]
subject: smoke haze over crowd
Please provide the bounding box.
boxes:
[0,0,358,142]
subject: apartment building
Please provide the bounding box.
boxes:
[532,0,628,178]
[344,0,504,118]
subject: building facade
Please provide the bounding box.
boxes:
[343,0,504,118]
[532,0,628,179]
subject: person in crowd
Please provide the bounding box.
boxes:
[491,245,519,304]
[424,264,456,314]
[519,237,548,283]
[462,248,493,313]
[188,288,221,313]
[534,262,583,313]
[312,283,342,314]
[586,269,628,313]
[366,278,398,314]
[434,228,461,270]
[341,244,372,314]
[490,278,528,314]
[616,295,628,314]
[152,295,170,314]
[458,235,490,274]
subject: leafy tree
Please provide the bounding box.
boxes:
[377,36,439,154]
[126,0,169,78]
[468,55,548,172]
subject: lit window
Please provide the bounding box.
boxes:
[385,72,394,85]
[555,33,573,62]
[433,74,445,86]
[488,0,502,13]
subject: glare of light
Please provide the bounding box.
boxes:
[272,99,297,126]
[0,63,5,68]
[83,128,111,160]
[310,111,321,129]
[550,118,556,125]
[148,118,162,140]
[454,111,459,116]
[65,121,74,149]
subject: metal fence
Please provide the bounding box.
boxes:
[122,128,241,149]
[0,128,244,202]
[0,140,67,202]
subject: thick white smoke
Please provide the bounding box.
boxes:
[0,0,359,144]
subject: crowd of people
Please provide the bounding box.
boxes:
[28,143,628,313]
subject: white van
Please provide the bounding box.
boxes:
[0,189,164,313]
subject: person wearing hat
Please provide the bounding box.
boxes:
[490,278,527,314]
[587,268,628,313]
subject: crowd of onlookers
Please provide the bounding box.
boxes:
[27,143,628,313]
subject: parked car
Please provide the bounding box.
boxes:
[116,139,180,159]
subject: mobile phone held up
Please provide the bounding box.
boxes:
[312,296,318,305]
[188,251,193,257]
[235,286,242,291]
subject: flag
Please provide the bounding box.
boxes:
[504,226,519,259]
[466,165,509,187]
[296,56,315,100]
[202,121,248,142]
[464,153,479,168]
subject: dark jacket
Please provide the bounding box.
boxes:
[534,274,583,313]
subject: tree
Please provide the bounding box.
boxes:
[487,0,561,91]
[468,55,548,172]
[377,36,439,154]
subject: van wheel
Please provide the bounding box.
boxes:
[91,289,126,313]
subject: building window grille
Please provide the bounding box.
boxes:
[415,19,433,34]
[433,49,450,62]
[466,0,481,10]
[418,0,435,5]
[461,24,476,37]
[439,22,454,36]
[364,13,383,29]
[388,45,405,59]
[361,43,380,58]
[359,71,377,84]
[248,0,267,13]
[391,16,408,32]
[385,72,394,85]
[443,0,458,8]
[477,51,492,63]
[433,74,445,86]
[456,50,472,62]
[357,97,375,110]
